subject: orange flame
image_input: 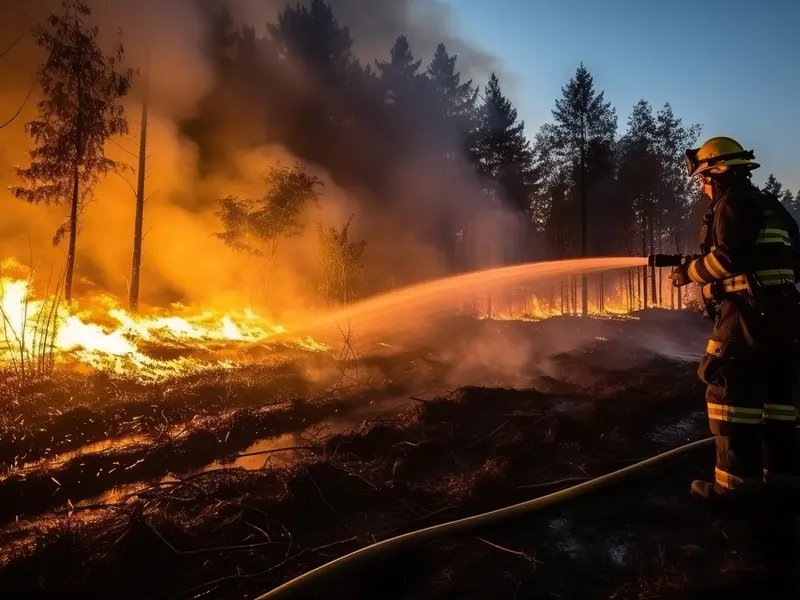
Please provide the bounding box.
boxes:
[0,275,328,380]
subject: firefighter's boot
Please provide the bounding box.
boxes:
[691,478,760,502]
[690,479,727,500]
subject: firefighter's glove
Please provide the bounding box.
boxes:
[669,264,692,288]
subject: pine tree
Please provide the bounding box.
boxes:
[780,188,799,225]
[546,64,616,314]
[653,103,701,254]
[763,174,783,197]
[376,35,423,110]
[426,44,478,122]
[473,73,536,214]
[268,0,355,86]
[11,0,132,301]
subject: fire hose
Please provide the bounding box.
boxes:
[253,430,776,600]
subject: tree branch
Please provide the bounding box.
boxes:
[0,78,37,130]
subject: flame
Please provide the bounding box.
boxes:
[0,275,329,380]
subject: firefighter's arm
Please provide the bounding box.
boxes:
[686,194,762,284]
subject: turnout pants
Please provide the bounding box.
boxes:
[698,296,800,492]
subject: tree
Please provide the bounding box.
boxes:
[617,100,659,307]
[763,174,783,197]
[652,103,701,254]
[11,0,132,301]
[129,49,150,313]
[316,215,367,306]
[473,73,536,215]
[376,35,423,103]
[375,34,426,156]
[268,0,355,88]
[546,64,616,313]
[780,188,799,224]
[215,163,322,306]
[265,0,374,176]
[426,44,477,118]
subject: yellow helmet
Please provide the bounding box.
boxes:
[684,136,760,178]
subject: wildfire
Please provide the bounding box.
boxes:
[0,275,329,380]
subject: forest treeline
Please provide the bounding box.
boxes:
[6,0,800,309]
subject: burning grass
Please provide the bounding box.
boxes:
[0,269,330,383]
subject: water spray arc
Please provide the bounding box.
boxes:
[277,257,649,340]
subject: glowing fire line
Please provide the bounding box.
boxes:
[0,277,328,379]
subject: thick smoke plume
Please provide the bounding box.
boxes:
[0,0,518,318]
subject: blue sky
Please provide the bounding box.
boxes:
[443,0,800,194]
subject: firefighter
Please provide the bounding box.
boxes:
[670,136,800,500]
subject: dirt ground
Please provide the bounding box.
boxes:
[1,311,798,599]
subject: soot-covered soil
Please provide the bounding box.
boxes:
[1,312,797,599]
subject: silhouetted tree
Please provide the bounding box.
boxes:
[541,64,616,313]
[376,35,422,96]
[12,0,132,301]
[763,174,783,197]
[425,43,478,155]
[653,103,701,253]
[129,51,149,313]
[375,35,426,157]
[473,73,536,215]
[780,188,799,225]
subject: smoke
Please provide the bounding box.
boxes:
[435,311,708,391]
[224,0,504,82]
[0,0,518,317]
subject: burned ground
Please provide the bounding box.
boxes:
[0,311,797,599]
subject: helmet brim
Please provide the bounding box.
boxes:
[692,158,760,177]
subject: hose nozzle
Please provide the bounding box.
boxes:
[647,254,688,268]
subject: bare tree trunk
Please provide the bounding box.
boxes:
[129,59,149,313]
[572,276,578,315]
[636,265,642,310]
[649,219,657,307]
[599,272,604,312]
[580,127,588,316]
[658,267,663,307]
[627,269,633,313]
[641,214,648,310]
[64,164,79,302]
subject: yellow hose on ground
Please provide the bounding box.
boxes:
[254,434,719,599]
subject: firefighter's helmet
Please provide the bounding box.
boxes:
[684,136,760,178]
